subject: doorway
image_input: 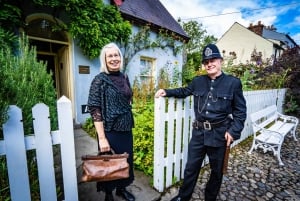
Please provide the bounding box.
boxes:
[25,16,72,100]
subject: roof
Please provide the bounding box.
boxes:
[116,0,189,41]
[262,28,298,48]
[218,22,285,50]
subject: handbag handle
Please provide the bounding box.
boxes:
[98,148,116,156]
[81,152,128,160]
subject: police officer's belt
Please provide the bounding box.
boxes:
[192,119,228,130]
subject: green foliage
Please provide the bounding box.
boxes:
[182,57,198,85]
[82,117,97,139]
[0,35,58,201]
[181,20,217,85]
[132,101,154,176]
[0,1,22,30]
[262,68,290,89]
[223,62,289,91]
[223,63,259,91]
[239,70,256,91]
[122,25,184,71]
[182,20,214,54]
[0,27,18,52]
[0,36,58,135]
[156,62,181,89]
[284,89,299,115]
[284,95,299,114]
[0,157,9,201]
[223,46,300,117]
[0,0,132,59]
[66,0,132,58]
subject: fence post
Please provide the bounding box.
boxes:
[32,103,57,201]
[57,96,79,201]
[153,97,166,192]
[3,106,31,201]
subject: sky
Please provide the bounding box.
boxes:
[160,0,300,44]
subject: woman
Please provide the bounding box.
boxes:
[88,43,135,201]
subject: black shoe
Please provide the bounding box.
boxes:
[105,192,114,201]
[116,188,135,201]
[170,195,182,201]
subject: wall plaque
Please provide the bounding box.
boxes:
[79,65,90,74]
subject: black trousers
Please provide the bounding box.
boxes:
[178,129,226,201]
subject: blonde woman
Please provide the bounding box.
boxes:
[88,43,135,201]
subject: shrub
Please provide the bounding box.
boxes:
[0,35,58,136]
[0,35,58,200]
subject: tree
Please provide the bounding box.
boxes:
[181,20,217,84]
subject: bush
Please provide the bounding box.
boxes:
[0,35,58,200]
[132,101,154,176]
[0,35,58,136]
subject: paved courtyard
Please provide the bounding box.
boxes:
[162,125,300,201]
[196,126,300,201]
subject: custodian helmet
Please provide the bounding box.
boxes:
[202,44,223,64]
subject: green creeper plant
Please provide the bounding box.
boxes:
[121,25,185,72]
[1,0,132,59]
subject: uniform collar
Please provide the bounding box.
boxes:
[208,71,224,80]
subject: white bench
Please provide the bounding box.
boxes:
[248,105,299,166]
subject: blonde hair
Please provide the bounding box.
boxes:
[99,42,124,73]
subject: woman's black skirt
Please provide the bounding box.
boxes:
[96,130,134,192]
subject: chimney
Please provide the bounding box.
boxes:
[248,21,264,36]
[111,0,124,6]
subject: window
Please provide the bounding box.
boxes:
[140,57,155,85]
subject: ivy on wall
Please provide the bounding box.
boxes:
[121,25,184,72]
[64,0,132,58]
[1,0,132,59]
[2,0,185,60]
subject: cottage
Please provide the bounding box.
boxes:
[15,0,189,125]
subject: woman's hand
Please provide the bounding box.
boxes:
[99,137,110,152]
[155,89,166,98]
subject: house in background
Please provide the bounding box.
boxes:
[117,0,189,87]
[248,21,297,50]
[216,21,297,65]
[19,0,189,125]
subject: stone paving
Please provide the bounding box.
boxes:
[162,125,300,201]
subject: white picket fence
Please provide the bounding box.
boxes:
[153,88,287,192]
[0,96,78,201]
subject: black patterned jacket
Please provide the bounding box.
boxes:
[88,72,134,132]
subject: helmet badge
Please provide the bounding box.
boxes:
[204,47,213,57]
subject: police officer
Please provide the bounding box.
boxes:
[155,44,247,201]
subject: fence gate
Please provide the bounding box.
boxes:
[0,96,78,201]
[153,89,286,192]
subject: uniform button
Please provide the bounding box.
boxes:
[207,103,210,106]
[210,87,213,90]
[206,111,209,114]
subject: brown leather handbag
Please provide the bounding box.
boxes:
[81,151,129,182]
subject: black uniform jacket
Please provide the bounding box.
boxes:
[165,72,247,147]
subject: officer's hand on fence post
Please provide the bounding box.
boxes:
[155,89,166,98]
